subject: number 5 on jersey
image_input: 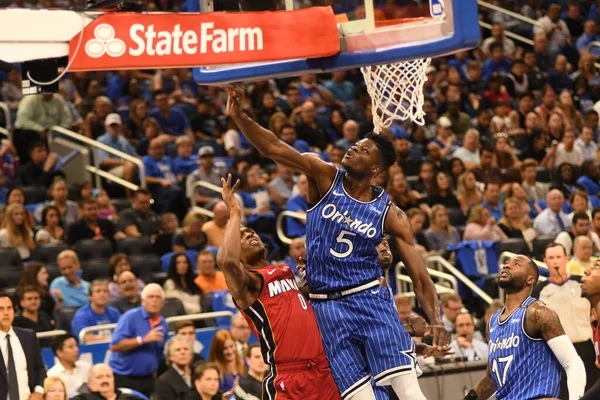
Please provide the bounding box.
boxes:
[330,230,356,258]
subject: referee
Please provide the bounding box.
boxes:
[532,242,600,397]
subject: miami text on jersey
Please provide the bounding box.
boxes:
[268,278,300,297]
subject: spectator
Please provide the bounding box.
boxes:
[185,146,222,207]
[230,315,251,357]
[567,235,597,276]
[208,330,246,393]
[107,254,144,300]
[136,118,161,156]
[504,59,530,98]
[155,212,179,255]
[16,262,61,316]
[449,312,488,361]
[71,363,144,400]
[555,213,597,256]
[154,335,194,400]
[498,197,537,246]
[505,182,538,219]
[325,71,355,103]
[407,208,431,257]
[35,205,65,245]
[126,99,148,143]
[482,43,512,78]
[430,116,459,159]
[394,294,414,324]
[234,344,267,400]
[0,292,46,400]
[481,23,516,57]
[575,127,598,162]
[267,165,295,207]
[521,158,549,203]
[548,55,573,94]
[473,146,502,184]
[555,129,583,167]
[593,207,600,240]
[172,211,208,252]
[173,136,198,182]
[47,334,91,395]
[440,293,464,333]
[184,363,225,400]
[442,99,472,139]
[394,134,423,177]
[558,91,584,132]
[571,53,600,86]
[452,129,480,170]
[425,171,460,209]
[174,320,206,363]
[334,120,359,153]
[533,4,570,57]
[577,20,600,56]
[564,2,583,39]
[43,376,67,400]
[567,191,592,221]
[109,271,143,314]
[534,242,598,396]
[0,203,35,260]
[295,101,329,150]
[456,171,482,214]
[238,165,275,231]
[534,86,565,129]
[142,139,186,219]
[5,187,36,228]
[553,162,578,198]
[194,250,227,294]
[13,93,72,163]
[202,202,229,247]
[97,190,117,221]
[67,199,123,247]
[1,67,23,114]
[118,189,161,238]
[150,90,193,142]
[284,237,306,272]
[164,253,202,315]
[12,286,53,333]
[0,141,19,190]
[533,189,571,235]
[278,123,310,154]
[34,177,79,231]
[577,160,600,195]
[463,204,507,241]
[423,205,461,255]
[425,142,450,174]
[481,182,503,221]
[71,280,121,343]
[84,96,114,140]
[96,113,139,185]
[109,284,169,396]
[50,250,90,308]
[15,140,65,187]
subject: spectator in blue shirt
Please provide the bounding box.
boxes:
[577,160,600,196]
[284,237,306,276]
[481,182,504,221]
[576,20,600,57]
[50,250,91,308]
[448,50,472,81]
[172,136,199,182]
[71,280,121,343]
[335,120,359,153]
[286,174,308,238]
[279,123,310,153]
[97,113,139,184]
[325,71,355,103]
[150,90,193,141]
[482,42,512,79]
[142,138,186,219]
[109,283,169,397]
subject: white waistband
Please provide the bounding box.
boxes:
[308,279,381,300]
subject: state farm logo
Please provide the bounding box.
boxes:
[83,22,264,59]
[85,24,126,58]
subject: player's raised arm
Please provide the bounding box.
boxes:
[526,302,586,400]
[385,205,449,348]
[224,86,336,191]
[216,174,261,309]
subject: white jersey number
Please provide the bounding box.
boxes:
[329,230,356,258]
[297,293,308,310]
[492,354,514,387]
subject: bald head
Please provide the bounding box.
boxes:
[574,235,593,262]
[88,363,115,394]
[212,201,230,227]
[546,189,565,213]
[343,120,359,141]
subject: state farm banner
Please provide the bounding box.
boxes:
[68,8,340,71]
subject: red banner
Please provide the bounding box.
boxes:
[68,8,340,71]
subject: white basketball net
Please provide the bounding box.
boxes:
[361,58,431,133]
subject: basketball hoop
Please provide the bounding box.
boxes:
[360,57,431,133]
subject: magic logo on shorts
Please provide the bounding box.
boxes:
[320,203,377,238]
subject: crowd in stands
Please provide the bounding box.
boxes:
[5,0,600,398]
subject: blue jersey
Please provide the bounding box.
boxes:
[305,168,390,292]
[488,297,561,400]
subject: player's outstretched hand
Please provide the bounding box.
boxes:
[422,344,453,359]
[224,85,245,118]
[296,256,307,283]
[221,174,241,211]
[430,324,451,349]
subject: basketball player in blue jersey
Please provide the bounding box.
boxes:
[225,86,449,400]
[465,254,586,400]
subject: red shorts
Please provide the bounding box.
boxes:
[263,354,341,400]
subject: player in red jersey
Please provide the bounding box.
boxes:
[216,174,341,400]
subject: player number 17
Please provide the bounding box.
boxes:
[491,355,514,387]
[330,230,356,258]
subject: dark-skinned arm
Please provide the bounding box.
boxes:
[468,320,496,400]
[526,302,586,399]
[216,175,261,310]
[224,86,336,193]
[385,205,449,348]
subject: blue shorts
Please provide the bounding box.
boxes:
[311,288,417,399]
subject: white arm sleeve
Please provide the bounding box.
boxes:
[547,335,586,400]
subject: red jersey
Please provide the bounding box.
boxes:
[240,264,325,364]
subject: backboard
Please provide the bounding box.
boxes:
[190,0,480,85]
